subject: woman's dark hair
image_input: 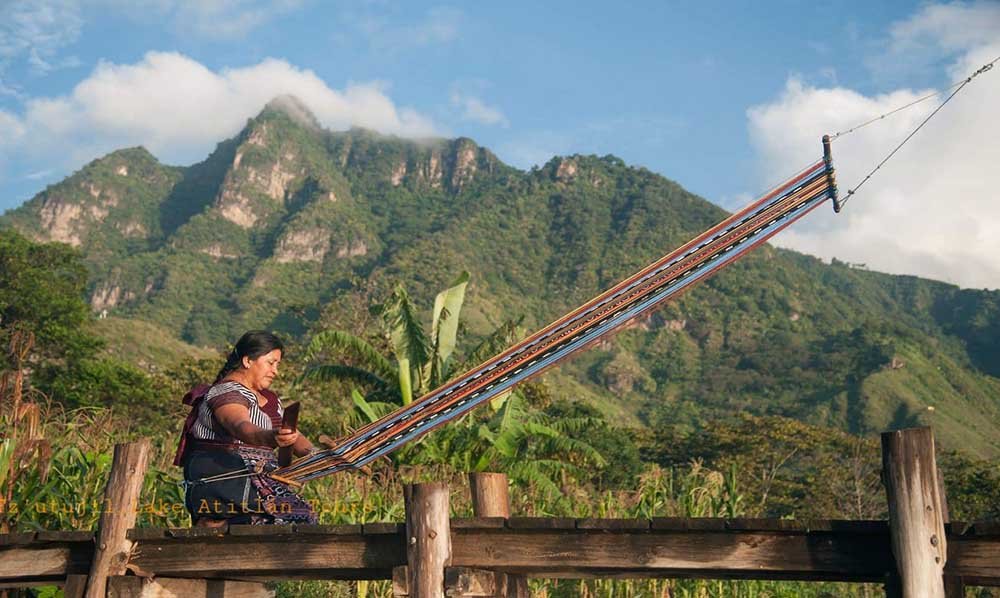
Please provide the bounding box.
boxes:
[215,330,285,383]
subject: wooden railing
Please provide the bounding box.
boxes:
[0,427,998,597]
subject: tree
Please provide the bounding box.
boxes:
[0,229,157,412]
[0,229,97,365]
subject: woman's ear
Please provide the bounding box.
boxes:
[242,356,252,369]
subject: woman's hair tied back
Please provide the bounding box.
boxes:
[215,330,285,383]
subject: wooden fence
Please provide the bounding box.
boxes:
[1,427,998,597]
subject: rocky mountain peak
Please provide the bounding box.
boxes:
[260,94,321,130]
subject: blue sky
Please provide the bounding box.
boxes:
[1,1,999,288]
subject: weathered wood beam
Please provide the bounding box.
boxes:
[450,528,894,582]
[0,537,93,583]
[4,518,1000,585]
[129,533,404,578]
[946,537,1000,581]
[124,523,895,582]
[107,575,274,597]
[882,427,947,598]
[85,439,151,598]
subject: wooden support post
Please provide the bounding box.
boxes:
[84,439,150,598]
[466,473,528,598]
[468,473,510,519]
[943,575,965,598]
[63,574,88,598]
[402,482,451,598]
[882,427,947,598]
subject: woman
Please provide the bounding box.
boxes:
[175,330,318,526]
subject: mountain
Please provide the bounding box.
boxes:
[4,97,1000,456]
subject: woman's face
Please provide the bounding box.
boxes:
[243,349,282,390]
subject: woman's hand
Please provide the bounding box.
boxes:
[274,427,300,448]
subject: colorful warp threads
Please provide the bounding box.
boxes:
[270,156,838,485]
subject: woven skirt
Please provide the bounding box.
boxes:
[183,446,317,525]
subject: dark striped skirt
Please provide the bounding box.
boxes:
[183,446,317,525]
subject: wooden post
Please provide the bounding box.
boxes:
[84,439,151,598]
[882,428,947,598]
[466,473,528,598]
[404,482,451,598]
[469,473,510,518]
[63,574,88,598]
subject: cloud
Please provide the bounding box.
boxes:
[450,92,508,127]
[343,5,463,53]
[746,37,1000,289]
[107,0,306,39]
[888,1,1000,54]
[0,109,26,143]
[0,51,439,179]
[0,0,306,73]
[868,1,1000,83]
[0,0,84,75]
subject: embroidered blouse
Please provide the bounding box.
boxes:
[190,381,284,448]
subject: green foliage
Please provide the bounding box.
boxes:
[646,414,887,519]
[0,229,97,362]
[545,400,644,489]
[35,356,157,411]
[940,450,1000,520]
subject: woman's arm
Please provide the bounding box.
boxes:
[291,433,316,457]
[214,403,300,448]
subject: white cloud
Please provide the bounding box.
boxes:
[0,109,26,144]
[746,36,1000,290]
[0,51,438,174]
[345,5,463,53]
[868,1,1000,83]
[0,0,305,74]
[0,0,83,74]
[107,0,306,39]
[888,1,1000,55]
[450,92,508,127]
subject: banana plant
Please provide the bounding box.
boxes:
[302,272,470,406]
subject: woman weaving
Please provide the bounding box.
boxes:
[175,330,319,526]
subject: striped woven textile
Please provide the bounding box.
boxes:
[270,154,838,485]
